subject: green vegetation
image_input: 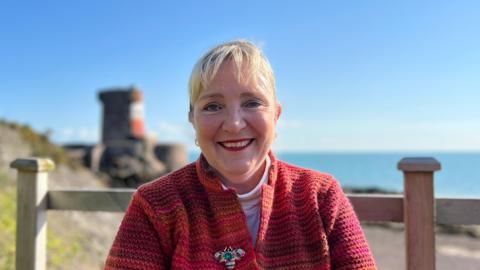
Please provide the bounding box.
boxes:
[0,171,82,270]
[0,119,69,165]
[47,228,81,268]
[0,173,16,270]
[0,119,83,269]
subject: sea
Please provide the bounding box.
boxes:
[188,152,480,198]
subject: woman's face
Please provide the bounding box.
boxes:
[190,60,281,193]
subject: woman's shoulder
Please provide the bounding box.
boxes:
[275,159,339,194]
[133,162,200,208]
[275,160,349,218]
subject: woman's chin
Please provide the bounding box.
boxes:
[220,156,266,179]
[221,163,252,176]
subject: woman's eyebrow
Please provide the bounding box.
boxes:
[240,91,266,99]
[198,93,224,101]
[240,92,255,98]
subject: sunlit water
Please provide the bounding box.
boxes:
[188,152,480,197]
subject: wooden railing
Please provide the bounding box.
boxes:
[10,157,480,270]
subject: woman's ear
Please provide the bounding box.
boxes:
[188,102,195,124]
[275,102,282,122]
[188,110,194,126]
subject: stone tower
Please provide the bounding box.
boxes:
[98,87,145,143]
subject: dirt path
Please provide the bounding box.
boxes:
[364,225,480,269]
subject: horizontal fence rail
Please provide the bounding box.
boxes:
[48,188,134,212]
[46,190,480,225]
[436,198,480,225]
[348,194,404,222]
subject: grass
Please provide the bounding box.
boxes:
[0,171,82,270]
[0,172,16,270]
[0,118,84,269]
[0,119,72,166]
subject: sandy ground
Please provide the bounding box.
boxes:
[31,211,480,270]
[93,221,480,269]
[363,225,480,270]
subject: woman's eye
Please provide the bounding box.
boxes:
[203,103,222,112]
[244,100,262,108]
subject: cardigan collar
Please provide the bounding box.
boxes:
[194,151,278,250]
[195,151,279,193]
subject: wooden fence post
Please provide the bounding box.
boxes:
[398,157,441,270]
[11,158,55,270]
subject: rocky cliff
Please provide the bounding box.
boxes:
[0,119,123,270]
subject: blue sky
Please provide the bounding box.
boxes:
[1,1,479,152]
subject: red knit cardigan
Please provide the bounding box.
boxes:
[106,153,377,269]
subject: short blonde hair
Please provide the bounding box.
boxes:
[188,40,276,111]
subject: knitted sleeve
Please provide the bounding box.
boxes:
[319,178,377,270]
[105,190,168,270]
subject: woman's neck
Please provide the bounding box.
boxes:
[218,159,267,195]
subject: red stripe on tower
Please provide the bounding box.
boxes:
[130,89,145,139]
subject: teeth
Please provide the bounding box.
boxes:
[222,140,250,148]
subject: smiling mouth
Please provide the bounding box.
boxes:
[218,139,254,151]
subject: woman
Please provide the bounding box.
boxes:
[106,40,377,269]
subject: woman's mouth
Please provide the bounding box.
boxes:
[218,139,254,151]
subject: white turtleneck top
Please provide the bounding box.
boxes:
[221,156,271,245]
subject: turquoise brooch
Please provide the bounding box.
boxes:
[214,246,245,269]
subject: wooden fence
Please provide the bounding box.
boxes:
[10,157,480,270]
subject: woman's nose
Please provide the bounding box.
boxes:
[222,108,246,133]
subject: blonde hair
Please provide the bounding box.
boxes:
[188,40,276,111]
